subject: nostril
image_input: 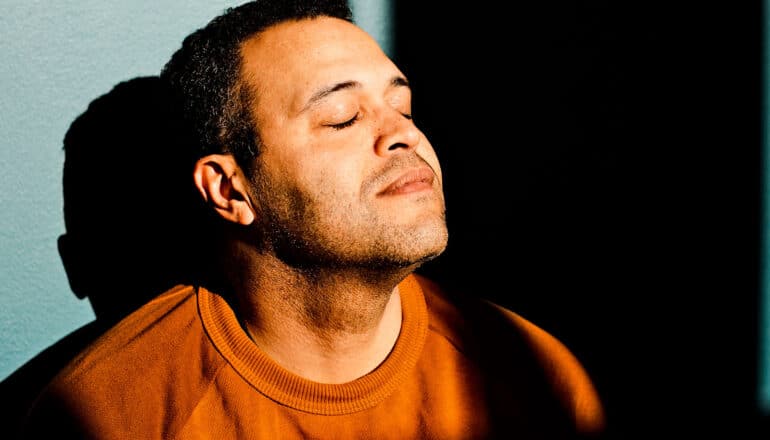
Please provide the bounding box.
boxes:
[388,142,410,151]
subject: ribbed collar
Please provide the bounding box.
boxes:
[197,274,428,415]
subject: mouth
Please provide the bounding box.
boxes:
[378,166,436,196]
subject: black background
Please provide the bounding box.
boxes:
[399,1,766,438]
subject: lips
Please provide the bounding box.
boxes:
[378,166,435,196]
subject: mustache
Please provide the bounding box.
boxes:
[361,153,439,196]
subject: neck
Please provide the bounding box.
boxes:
[231,256,407,384]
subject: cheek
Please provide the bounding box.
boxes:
[303,152,365,200]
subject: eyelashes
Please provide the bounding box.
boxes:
[329,114,359,130]
[328,112,413,131]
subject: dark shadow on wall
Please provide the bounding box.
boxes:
[0,76,207,436]
[400,1,767,439]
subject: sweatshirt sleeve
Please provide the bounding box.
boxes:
[486,300,607,437]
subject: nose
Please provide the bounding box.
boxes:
[373,108,421,156]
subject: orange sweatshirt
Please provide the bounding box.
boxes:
[21,274,605,439]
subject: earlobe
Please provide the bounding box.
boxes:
[193,154,255,225]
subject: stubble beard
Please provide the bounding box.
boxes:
[277,198,445,273]
[253,181,448,279]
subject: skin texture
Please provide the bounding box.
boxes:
[193,17,448,383]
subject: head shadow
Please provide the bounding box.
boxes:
[2,75,210,436]
[58,75,207,322]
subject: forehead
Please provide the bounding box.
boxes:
[239,17,400,111]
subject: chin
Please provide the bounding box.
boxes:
[362,226,447,270]
[403,224,449,264]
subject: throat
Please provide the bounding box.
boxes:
[300,284,394,335]
[241,280,404,384]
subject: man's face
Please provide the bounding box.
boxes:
[239,17,447,269]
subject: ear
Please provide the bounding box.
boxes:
[193,154,255,225]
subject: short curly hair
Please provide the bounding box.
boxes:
[160,0,353,171]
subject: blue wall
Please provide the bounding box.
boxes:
[0,0,392,381]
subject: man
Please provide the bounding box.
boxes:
[21,1,606,438]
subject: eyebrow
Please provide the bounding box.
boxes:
[300,75,411,113]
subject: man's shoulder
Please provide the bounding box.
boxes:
[20,284,221,437]
[38,284,203,395]
[412,273,606,437]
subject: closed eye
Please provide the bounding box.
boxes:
[328,114,359,130]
